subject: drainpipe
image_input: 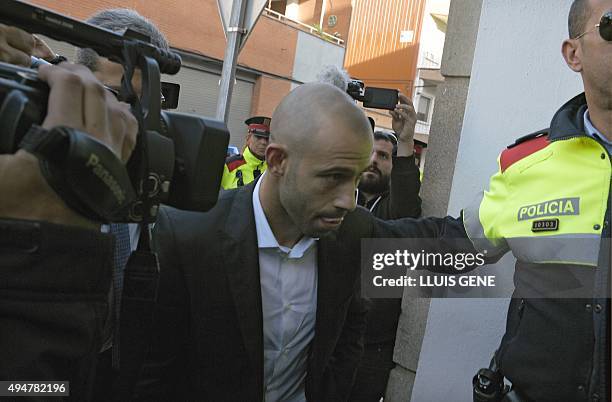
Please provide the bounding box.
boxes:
[319,0,327,28]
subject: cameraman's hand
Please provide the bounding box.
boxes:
[0,63,138,228]
[390,93,417,157]
[39,63,137,162]
[0,23,35,67]
[32,35,55,61]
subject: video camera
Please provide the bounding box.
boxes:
[346,79,399,110]
[0,0,229,223]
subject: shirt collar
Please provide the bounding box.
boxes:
[252,173,317,258]
[584,109,612,146]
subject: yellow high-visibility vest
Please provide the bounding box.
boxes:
[221,147,267,190]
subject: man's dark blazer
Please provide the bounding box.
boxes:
[135,183,376,402]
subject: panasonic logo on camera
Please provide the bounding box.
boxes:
[86,154,126,204]
[517,197,579,221]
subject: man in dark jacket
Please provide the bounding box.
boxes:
[351,93,421,401]
[136,83,376,402]
[135,81,472,402]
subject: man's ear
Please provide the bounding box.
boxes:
[562,39,583,73]
[265,144,288,177]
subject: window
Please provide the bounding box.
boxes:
[417,95,432,122]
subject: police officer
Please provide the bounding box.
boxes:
[465,1,612,400]
[221,116,270,189]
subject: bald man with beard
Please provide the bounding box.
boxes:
[135,83,459,402]
[132,84,450,402]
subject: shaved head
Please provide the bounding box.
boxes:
[569,0,592,38]
[270,83,373,157]
[260,82,374,245]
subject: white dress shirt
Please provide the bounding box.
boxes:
[253,176,318,402]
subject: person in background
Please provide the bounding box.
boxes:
[221,116,270,189]
[350,92,421,402]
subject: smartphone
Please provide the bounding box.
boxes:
[362,87,399,110]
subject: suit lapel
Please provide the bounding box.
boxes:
[311,237,343,373]
[220,184,264,395]
[310,228,361,382]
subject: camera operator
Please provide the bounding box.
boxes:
[0,42,137,402]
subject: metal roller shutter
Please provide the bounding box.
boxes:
[161,66,253,149]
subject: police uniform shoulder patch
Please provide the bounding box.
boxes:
[226,154,247,172]
[500,129,550,173]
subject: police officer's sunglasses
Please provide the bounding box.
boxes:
[574,10,612,41]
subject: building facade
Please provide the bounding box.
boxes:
[342,0,449,170]
[30,0,346,148]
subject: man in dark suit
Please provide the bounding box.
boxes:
[135,83,376,402]
[135,82,464,402]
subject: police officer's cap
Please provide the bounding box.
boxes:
[246,116,271,138]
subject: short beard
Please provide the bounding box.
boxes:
[358,174,390,195]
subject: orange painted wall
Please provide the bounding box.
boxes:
[344,0,426,97]
[250,76,292,117]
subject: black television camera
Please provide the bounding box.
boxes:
[346,79,399,110]
[0,0,229,224]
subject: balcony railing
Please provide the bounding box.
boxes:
[263,8,345,46]
[417,51,440,69]
[416,120,431,135]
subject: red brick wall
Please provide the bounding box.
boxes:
[240,16,297,79]
[28,0,298,78]
[250,76,292,117]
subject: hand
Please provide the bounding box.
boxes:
[32,35,55,61]
[39,63,138,162]
[0,63,138,227]
[0,23,35,66]
[389,92,417,157]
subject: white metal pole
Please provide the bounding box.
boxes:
[216,0,248,123]
[319,0,327,29]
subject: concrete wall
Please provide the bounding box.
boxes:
[409,1,583,401]
[385,0,483,400]
[292,30,346,83]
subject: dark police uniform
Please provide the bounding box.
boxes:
[350,153,422,402]
[462,93,610,402]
